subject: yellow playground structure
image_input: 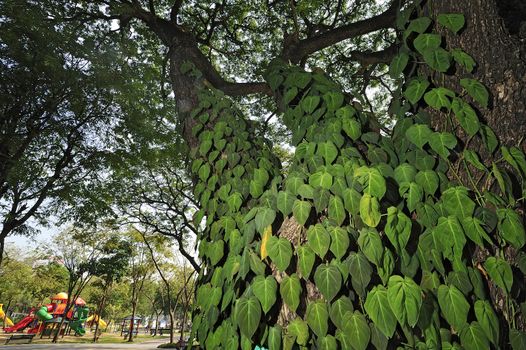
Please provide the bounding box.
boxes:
[0,304,14,327]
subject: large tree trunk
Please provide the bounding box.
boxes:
[428,0,526,151]
[428,0,526,332]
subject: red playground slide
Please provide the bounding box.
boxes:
[4,315,35,333]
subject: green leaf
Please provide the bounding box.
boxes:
[342,117,362,140]
[484,257,513,293]
[286,176,304,195]
[227,192,243,212]
[464,150,486,171]
[306,301,329,337]
[404,76,430,105]
[342,311,370,350]
[329,226,350,259]
[277,191,295,216]
[297,245,316,278]
[437,284,470,330]
[461,216,490,248]
[280,274,301,312]
[400,182,423,212]
[394,163,417,184]
[437,14,465,33]
[423,48,451,72]
[314,264,342,301]
[413,33,442,54]
[347,252,372,297]
[301,95,320,114]
[497,208,526,249]
[318,141,338,164]
[406,17,432,34]
[424,87,455,110]
[235,296,261,339]
[441,186,476,218]
[480,125,499,153]
[387,275,422,327]
[252,276,277,314]
[254,167,269,185]
[199,163,211,182]
[459,322,490,350]
[287,318,309,346]
[460,78,489,108]
[385,207,411,252]
[330,296,354,329]
[297,183,314,199]
[429,132,457,159]
[267,236,293,272]
[451,49,476,72]
[354,166,386,198]
[474,300,499,345]
[323,91,344,111]
[292,200,311,226]
[309,171,333,190]
[434,216,466,260]
[209,240,225,266]
[307,224,331,258]
[510,329,526,350]
[416,170,440,195]
[317,335,337,350]
[364,286,397,338]
[268,326,282,349]
[390,52,409,78]
[360,194,381,227]
[358,228,384,266]
[343,187,361,215]
[328,195,346,226]
[255,208,276,233]
[405,124,432,149]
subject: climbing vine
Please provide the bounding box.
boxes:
[188,3,526,349]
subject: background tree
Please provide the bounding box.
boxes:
[125,229,154,342]
[0,0,125,264]
[51,228,103,343]
[90,233,132,342]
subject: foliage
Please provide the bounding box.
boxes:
[0,0,127,261]
[188,4,526,350]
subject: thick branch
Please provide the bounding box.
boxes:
[282,0,400,63]
[349,44,399,66]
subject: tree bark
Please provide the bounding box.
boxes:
[426,0,526,333]
[127,301,137,342]
[427,0,526,152]
[92,286,108,343]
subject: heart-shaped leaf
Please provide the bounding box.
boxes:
[235,296,261,339]
[252,276,277,314]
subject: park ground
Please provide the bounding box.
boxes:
[0,332,174,349]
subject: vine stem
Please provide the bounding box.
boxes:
[446,159,465,186]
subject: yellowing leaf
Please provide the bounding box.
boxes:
[260,225,272,259]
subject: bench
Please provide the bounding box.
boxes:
[150,327,171,336]
[5,334,35,345]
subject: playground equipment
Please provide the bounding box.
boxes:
[0,304,14,327]
[4,292,91,336]
[87,314,107,329]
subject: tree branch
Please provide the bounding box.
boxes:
[281,0,401,63]
[349,44,399,66]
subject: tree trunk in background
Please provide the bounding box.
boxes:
[428,0,526,151]
[127,301,137,342]
[92,288,107,342]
